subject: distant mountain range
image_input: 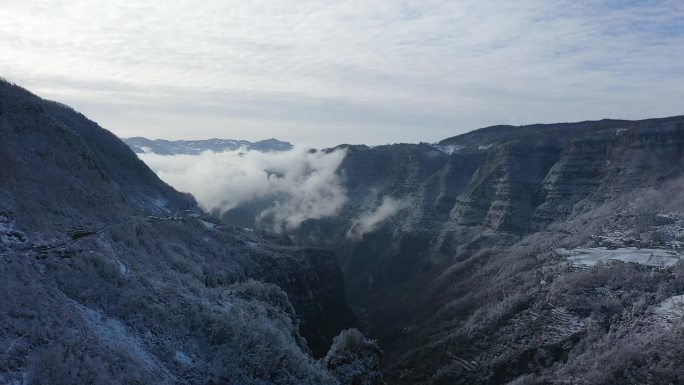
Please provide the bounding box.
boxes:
[124,137,293,155]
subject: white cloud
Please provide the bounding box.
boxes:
[347,196,411,240]
[1,0,683,146]
[139,147,348,231]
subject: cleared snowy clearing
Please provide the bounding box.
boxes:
[556,247,684,268]
[654,294,684,324]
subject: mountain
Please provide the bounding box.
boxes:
[226,116,684,384]
[124,137,293,155]
[0,79,382,385]
[11,71,682,384]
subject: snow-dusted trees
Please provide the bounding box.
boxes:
[323,329,385,385]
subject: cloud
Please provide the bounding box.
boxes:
[346,196,411,240]
[139,147,348,232]
[1,0,683,146]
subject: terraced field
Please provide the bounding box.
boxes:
[556,247,684,268]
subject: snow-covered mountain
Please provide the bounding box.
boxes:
[0,79,382,385]
[4,75,684,385]
[124,137,293,155]
[217,116,684,384]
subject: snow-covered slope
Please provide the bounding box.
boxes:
[0,79,382,385]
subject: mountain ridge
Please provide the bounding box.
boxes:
[124,136,293,155]
[438,115,684,147]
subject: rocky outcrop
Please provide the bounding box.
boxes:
[255,246,356,357]
[323,329,385,385]
[450,140,561,232]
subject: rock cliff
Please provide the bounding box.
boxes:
[282,116,684,384]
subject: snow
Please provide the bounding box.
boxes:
[593,229,630,246]
[174,350,194,366]
[151,196,170,213]
[117,259,128,274]
[432,143,493,154]
[556,247,684,268]
[94,236,128,275]
[0,219,26,248]
[653,295,684,328]
[198,219,217,230]
[588,212,684,251]
[432,144,462,155]
[542,308,585,343]
[76,304,174,382]
[655,295,684,317]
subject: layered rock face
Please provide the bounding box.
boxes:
[295,116,684,269]
[283,116,684,384]
[0,80,378,385]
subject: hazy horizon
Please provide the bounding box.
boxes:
[119,113,684,147]
[2,0,683,147]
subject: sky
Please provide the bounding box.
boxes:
[1,0,683,147]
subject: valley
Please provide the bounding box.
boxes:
[4,0,683,383]
[130,116,684,383]
[2,77,683,384]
